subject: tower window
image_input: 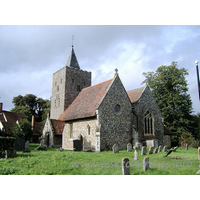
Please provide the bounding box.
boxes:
[61,79,62,84]
[72,79,74,83]
[57,86,59,92]
[77,85,81,91]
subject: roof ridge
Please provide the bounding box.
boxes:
[82,78,113,91]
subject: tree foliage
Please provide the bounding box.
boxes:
[11,94,50,122]
[142,62,193,143]
[12,119,33,141]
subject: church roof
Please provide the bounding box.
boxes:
[51,119,65,135]
[59,78,113,121]
[64,46,80,69]
[127,86,146,103]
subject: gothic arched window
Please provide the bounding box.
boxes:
[144,111,154,134]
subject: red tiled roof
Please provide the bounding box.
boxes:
[59,78,113,121]
[2,111,26,123]
[0,114,5,122]
[51,119,65,135]
[33,122,43,136]
[127,86,146,103]
[0,121,16,135]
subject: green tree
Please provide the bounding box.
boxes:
[142,61,193,143]
[12,119,33,141]
[11,94,50,123]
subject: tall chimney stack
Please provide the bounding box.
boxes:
[0,103,3,113]
[31,115,35,130]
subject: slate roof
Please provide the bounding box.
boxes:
[59,78,113,122]
[51,119,65,135]
[127,86,146,103]
[64,46,80,69]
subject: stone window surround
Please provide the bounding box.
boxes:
[114,104,122,115]
[87,125,90,135]
[69,123,73,139]
[144,109,154,136]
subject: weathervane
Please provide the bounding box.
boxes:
[71,35,75,46]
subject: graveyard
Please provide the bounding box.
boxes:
[0,143,199,175]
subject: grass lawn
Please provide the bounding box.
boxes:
[0,143,199,175]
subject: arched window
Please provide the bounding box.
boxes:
[87,125,90,135]
[144,111,154,134]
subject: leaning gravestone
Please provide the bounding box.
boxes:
[158,145,162,153]
[148,146,154,154]
[186,144,188,150]
[122,158,130,175]
[163,146,167,152]
[198,147,200,160]
[154,147,158,154]
[127,143,132,152]
[141,146,147,155]
[143,157,149,171]
[112,144,119,153]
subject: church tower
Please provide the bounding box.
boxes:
[50,45,92,119]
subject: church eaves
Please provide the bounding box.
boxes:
[64,45,80,69]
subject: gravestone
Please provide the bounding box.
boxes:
[148,146,154,154]
[143,157,149,171]
[134,149,138,160]
[186,144,188,150]
[127,143,132,152]
[158,145,162,153]
[112,144,119,153]
[198,147,200,160]
[25,141,29,149]
[154,147,158,153]
[122,158,130,175]
[5,150,16,158]
[141,146,147,156]
[15,140,25,151]
[163,146,167,152]
[73,140,81,151]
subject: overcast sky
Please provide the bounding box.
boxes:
[0,25,200,114]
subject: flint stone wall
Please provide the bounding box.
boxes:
[131,86,164,147]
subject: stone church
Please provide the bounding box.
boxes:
[42,45,170,151]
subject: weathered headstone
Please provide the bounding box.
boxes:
[112,144,119,153]
[154,147,158,154]
[5,150,16,158]
[127,143,132,152]
[122,158,130,175]
[186,144,188,150]
[141,146,147,155]
[25,141,29,149]
[163,146,167,152]
[158,145,162,153]
[143,157,149,171]
[198,147,200,160]
[148,146,154,154]
[134,149,138,160]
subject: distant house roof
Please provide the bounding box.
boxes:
[1,111,26,123]
[127,86,146,103]
[59,78,113,122]
[51,119,65,135]
[0,121,15,135]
